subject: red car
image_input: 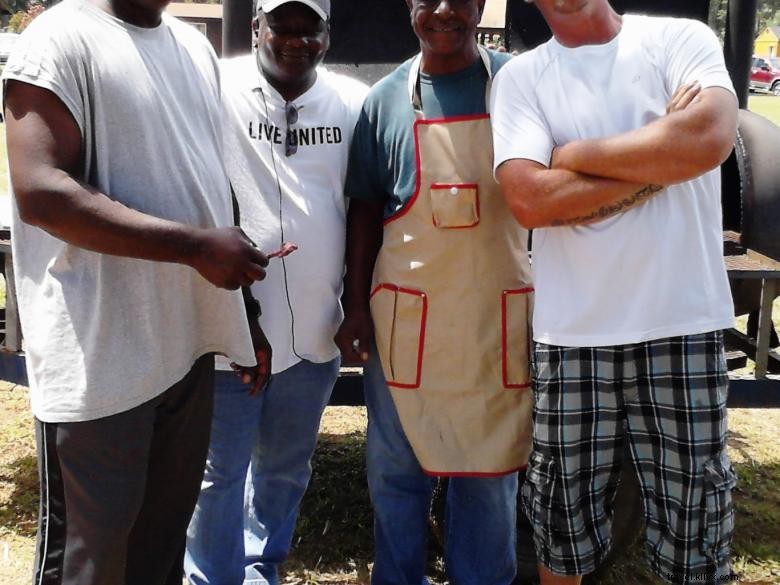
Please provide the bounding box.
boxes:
[749,55,780,95]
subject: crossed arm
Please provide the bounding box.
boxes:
[495,85,738,229]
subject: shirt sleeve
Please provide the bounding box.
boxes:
[2,15,86,136]
[347,79,370,129]
[489,49,513,77]
[490,60,556,175]
[344,101,387,203]
[662,18,736,96]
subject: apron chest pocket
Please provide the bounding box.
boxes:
[430,183,480,229]
[370,284,427,388]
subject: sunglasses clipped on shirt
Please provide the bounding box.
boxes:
[285,101,299,157]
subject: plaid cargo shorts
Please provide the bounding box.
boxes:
[523,331,736,580]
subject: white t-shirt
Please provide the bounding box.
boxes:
[220,56,368,374]
[492,15,735,347]
[2,0,256,422]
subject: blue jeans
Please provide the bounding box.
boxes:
[185,357,339,585]
[364,350,518,585]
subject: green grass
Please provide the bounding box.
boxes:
[0,124,6,196]
[1,391,780,585]
[748,94,780,126]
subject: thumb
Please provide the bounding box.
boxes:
[351,337,369,362]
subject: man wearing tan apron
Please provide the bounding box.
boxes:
[335,1,533,583]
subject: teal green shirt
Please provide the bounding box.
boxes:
[345,51,512,219]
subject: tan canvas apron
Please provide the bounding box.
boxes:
[369,49,534,476]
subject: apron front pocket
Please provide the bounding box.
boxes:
[370,284,427,388]
[502,288,534,388]
[430,183,480,229]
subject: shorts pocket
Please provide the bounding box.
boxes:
[700,452,738,564]
[430,183,480,229]
[521,451,561,548]
[370,284,427,388]
[502,288,534,388]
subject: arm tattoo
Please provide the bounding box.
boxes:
[551,184,663,227]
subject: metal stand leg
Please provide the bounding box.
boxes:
[3,251,21,353]
[755,278,777,379]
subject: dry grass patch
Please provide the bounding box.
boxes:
[728,410,780,584]
[0,381,36,584]
[0,388,779,584]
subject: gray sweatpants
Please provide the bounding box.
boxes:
[33,353,215,585]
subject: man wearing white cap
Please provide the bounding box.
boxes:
[185,1,367,584]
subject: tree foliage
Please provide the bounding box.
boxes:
[708,0,728,39]
[708,0,779,41]
[7,10,25,33]
[7,3,44,33]
[756,0,780,32]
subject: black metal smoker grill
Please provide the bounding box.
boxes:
[0,1,777,401]
[722,110,780,385]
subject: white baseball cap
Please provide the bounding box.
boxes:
[257,0,330,21]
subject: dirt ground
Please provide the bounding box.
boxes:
[1,385,779,585]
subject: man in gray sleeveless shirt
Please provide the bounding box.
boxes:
[2,0,270,583]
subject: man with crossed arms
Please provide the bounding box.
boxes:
[491,1,738,583]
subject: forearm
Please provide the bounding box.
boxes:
[497,161,661,229]
[5,80,208,267]
[14,168,206,267]
[342,199,384,312]
[554,89,737,185]
[242,286,261,322]
[553,122,718,185]
[5,80,267,291]
[547,180,663,227]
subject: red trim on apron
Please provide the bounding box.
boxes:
[429,183,481,229]
[384,115,492,226]
[417,113,491,125]
[501,288,535,389]
[370,283,428,390]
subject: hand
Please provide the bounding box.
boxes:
[549,144,574,172]
[666,81,702,114]
[335,307,374,365]
[190,227,269,290]
[549,146,562,169]
[231,318,272,396]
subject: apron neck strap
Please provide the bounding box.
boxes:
[408,46,493,120]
